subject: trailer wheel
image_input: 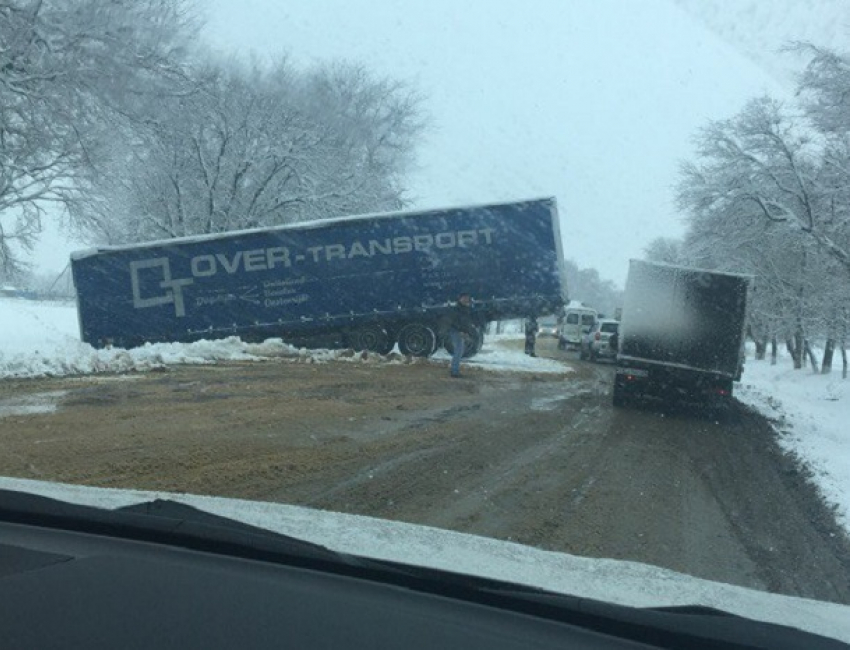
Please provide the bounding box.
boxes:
[345,325,389,353]
[377,326,397,355]
[397,323,438,357]
[467,327,484,357]
[376,338,395,355]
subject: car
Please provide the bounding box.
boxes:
[536,315,559,338]
[580,318,619,362]
[557,307,597,350]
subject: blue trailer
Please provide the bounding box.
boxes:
[71,198,566,356]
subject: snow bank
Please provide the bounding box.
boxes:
[0,298,568,379]
[738,354,850,535]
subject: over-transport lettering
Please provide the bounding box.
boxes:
[184,228,495,279]
[191,247,290,277]
[304,228,493,263]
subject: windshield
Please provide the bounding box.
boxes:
[2,0,850,640]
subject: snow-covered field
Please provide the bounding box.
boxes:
[3,297,850,639]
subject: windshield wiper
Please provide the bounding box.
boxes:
[0,489,361,570]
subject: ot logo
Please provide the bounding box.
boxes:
[130,258,194,317]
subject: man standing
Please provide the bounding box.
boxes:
[447,292,475,378]
[524,315,538,357]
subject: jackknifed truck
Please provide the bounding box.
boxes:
[72,198,567,357]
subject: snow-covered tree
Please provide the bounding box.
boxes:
[0,0,197,276]
[796,43,850,135]
[563,260,623,317]
[643,237,688,266]
[73,58,425,244]
[676,47,850,373]
[679,97,850,277]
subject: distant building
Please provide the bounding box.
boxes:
[1,286,39,300]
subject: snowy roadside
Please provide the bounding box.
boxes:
[737,354,850,536]
[0,298,569,379]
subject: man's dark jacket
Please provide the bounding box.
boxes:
[446,302,476,336]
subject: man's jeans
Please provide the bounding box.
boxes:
[450,329,465,376]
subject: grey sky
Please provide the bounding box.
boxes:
[32,0,835,286]
[201,0,791,285]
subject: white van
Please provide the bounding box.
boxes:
[558,306,597,350]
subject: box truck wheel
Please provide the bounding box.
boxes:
[397,323,438,357]
[345,325,389,353]
[612,376,629,408]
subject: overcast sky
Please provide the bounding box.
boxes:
[34,0,845,286]
[200,0,793,285]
